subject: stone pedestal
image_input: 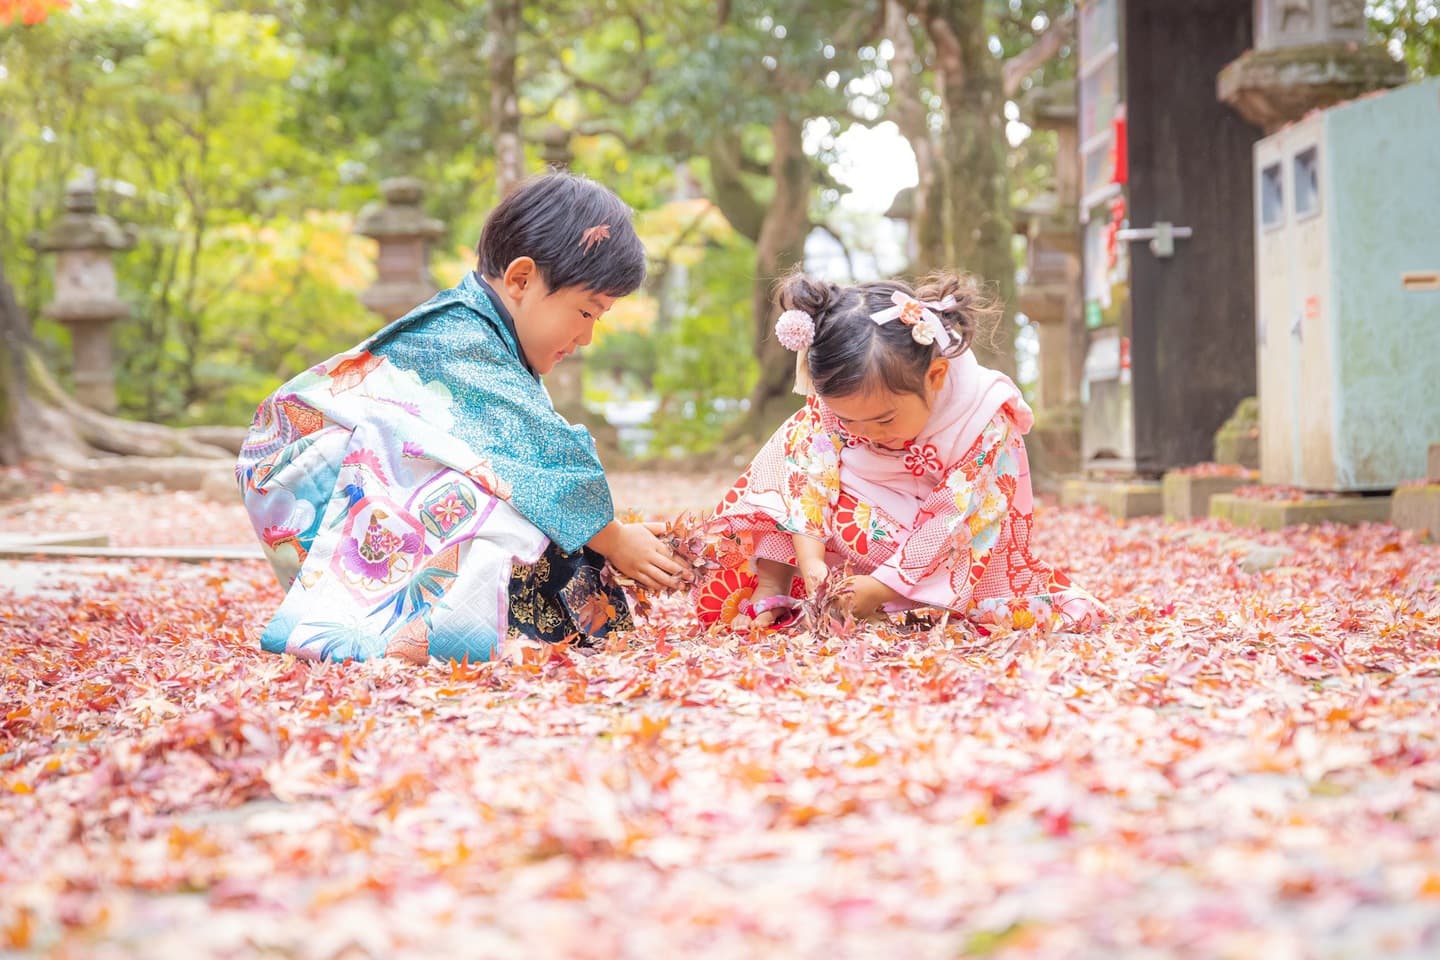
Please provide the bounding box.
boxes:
[1390,444,1440,540]
[1210,492,1392,529]
[1027,403,1081,493]
[31,173,134,412]
[355,178,447,322]
[1163,470,1258,521]
[1219,1,1405,133]
[1061,477,1163,519]
[1214,397,1261,469]
[1392,485,1440,541]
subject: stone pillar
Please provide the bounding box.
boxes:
[354,178,446,322]
[31,172,134,413]
[1218,0,1406,133]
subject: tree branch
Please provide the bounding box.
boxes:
[705,139,766,243]
[1002,8,1075,97]
[550,11,652,106]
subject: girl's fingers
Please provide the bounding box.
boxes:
[643,521,667,535]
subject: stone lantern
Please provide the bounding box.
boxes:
[30,172,134,413]
[355,177,446,322]
[539,124,573,170]
[1219,0,1406,133]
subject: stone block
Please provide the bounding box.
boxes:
[1162,472,1256,522]
[1391,484,1440,541]
[1061,478,1163,519]
[1210,493,1393,530]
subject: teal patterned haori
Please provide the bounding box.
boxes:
[236,272,617,664]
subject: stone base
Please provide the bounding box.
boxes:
[1061,478,1163,519]
[1391,484,1440,541]
[1162,472,1255,522]
[1210,493,1393,530]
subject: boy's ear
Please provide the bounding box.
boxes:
[501,257,538,300]
[927,357,950,391]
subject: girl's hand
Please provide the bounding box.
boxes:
[838,575,901,621]
[792,534,828,596]
[589,521,684,592]
[798,557,829,596]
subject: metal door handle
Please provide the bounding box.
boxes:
[1115,221,1193,258]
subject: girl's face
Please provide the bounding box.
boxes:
[492,257,616,375]
[822,358,949,450]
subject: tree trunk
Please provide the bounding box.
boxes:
[886,1,945,276]
[911,0,1018,378]
[489,0,524,197]
[735,113,812,438]
[0,260,30,467]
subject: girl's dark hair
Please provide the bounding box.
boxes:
[477,171,646,297]
[778,272,1001,399]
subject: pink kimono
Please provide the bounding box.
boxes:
[697,352,1107,632]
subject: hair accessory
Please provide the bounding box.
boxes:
[869,291,956,348]
[774,309,816,352]
[578,224,611,253]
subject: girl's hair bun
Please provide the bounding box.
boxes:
[777,273,842,320]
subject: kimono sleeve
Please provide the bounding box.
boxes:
[369,305,615,553]
[720,397,843,541]
[871,415,1019,609]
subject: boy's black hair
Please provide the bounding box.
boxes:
[477,171,647,297]
[778,272,1000,400]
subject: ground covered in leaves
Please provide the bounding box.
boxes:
[3,473,1439,958]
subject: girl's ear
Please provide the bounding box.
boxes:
[926,357,950,393]
[501,257,538,300]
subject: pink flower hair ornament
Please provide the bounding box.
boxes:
[870,291,956,348]
[774,309,816,352]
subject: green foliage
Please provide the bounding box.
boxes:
[1,0,375,425]
[6,0,1433,450]
[1369,1,1440,78]
[649,235,760,453]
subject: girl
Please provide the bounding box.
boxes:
[238,173,683,664]
[696,272,1107,633]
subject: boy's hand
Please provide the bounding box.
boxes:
[590,521,684,592]
[838,575,901,621]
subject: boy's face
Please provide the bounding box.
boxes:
[498,257,616,376]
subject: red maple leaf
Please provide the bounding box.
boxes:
[578,224,611,253]
[0,0,71,26]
